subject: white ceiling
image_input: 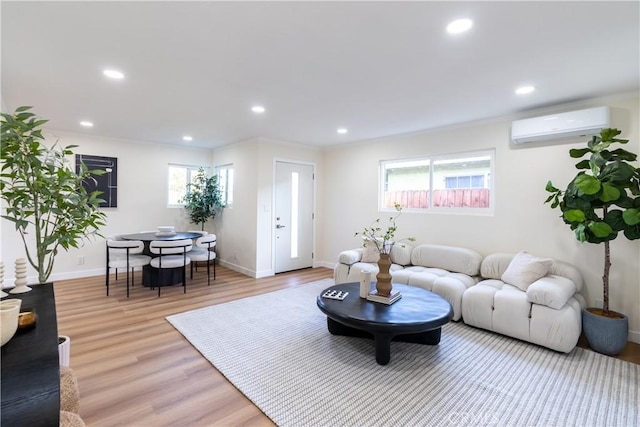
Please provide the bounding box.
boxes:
[2,1,639,149]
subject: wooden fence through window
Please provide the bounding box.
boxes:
[384,189,490,209]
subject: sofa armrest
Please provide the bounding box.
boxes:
[338,248,363,265]
[526,274,577,310]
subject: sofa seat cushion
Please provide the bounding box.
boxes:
[526,275,577,310]
[462,278,584,353]
[491,284,532,342]
[392,269,442,289]
[461,279,502,330]
[530,298,583,352]
[393,267,478,321]
[401,265,449,277]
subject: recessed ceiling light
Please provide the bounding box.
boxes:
[79,121,94,127]
[251,105,266,113]
[515,85,535,95]
[446,19,473,34]
[103,69,124,79]
[337,128,348,134]
[182,135,193,141]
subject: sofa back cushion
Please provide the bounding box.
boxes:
[549,260,584,292]
[390,242,413,266]
[481,252,584,292]
[410,244,482,276]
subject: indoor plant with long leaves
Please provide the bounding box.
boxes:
[182,167,225,231]
[1,106,107,284]
[545,128,640,355]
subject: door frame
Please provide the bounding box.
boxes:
[272,158,316,274]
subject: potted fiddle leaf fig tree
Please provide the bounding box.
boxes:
[0,106,107,284]
[545,128,640,355]
[182,167,225,231]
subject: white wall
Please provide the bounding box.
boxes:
[212,137,323,278]
[0,131,213,283]
[319,93,640,342]
[211,139,260,276]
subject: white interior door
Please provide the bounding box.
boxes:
[274,161,314,273]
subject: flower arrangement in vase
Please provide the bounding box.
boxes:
[355,203,414,299]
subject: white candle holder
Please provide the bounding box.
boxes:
[359,270,372,298]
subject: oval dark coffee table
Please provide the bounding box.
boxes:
[316,283,453,365]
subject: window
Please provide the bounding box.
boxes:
[167,164,208,207]
[216,164,234,206]
[444,175,485,189]
[380,150,493,212]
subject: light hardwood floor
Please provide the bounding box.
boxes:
[55,265,333,427]
[55,265,639,426]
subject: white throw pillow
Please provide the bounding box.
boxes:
[501,251,552,291]
[361,241,380,263]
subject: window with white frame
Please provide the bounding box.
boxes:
[167,164,209,207]
[216,164,234,206]
[380,150,494,212]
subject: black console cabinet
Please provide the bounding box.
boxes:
[1,283,60,427]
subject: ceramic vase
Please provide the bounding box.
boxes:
[1,299,22,346]
[376,253,393,297]
[10,258,31,294]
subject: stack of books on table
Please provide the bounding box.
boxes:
[367,290,402,305]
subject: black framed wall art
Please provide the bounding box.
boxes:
[75,154,118,208]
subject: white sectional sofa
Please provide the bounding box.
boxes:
[334,244,586,353]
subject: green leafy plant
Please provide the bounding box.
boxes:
[182,167,225,231]
[355,203,415,254]
[545,128,640,317]
[1,106,107,283]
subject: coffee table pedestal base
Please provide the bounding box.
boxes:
[326,317,442,365]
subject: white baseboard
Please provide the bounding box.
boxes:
[313,260,336,270]
[629,329,640,344]
[255,269,274,279]
[51,268,106,282]
[217,259,258,278]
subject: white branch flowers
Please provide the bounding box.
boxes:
[354,203,415,255]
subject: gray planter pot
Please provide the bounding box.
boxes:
[582,308,628,356]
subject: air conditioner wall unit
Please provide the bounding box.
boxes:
[511,106,610,144]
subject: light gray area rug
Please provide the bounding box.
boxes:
[167,279,638,427]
